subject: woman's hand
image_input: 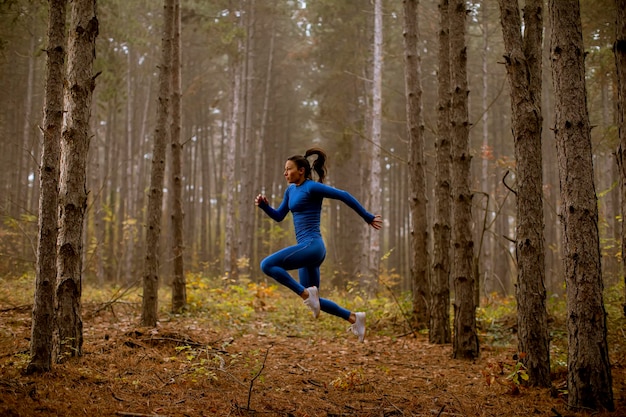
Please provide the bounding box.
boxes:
[255,194,268,206]
[370,214,383,230]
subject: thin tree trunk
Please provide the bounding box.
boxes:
[224,54,242,279]
[170,0,185,312]
[103,104,114,281]
[93,128,105,286]
[450,0,479,360]
[56,0,98,360]
[254,20,275,269]
[239,0,256,274]
[199,124,210,264]
[12,26,36,223]
[109,99,120,281]
[28,0,66,374]
[24,30,37,217]
[430,0,452,345]
[366,0,383,290]
[541,12,561,294]
[403,0,429,330]
[142,0,174,327]
[186,125,198,268]
[498,0,550,387]
[216,121,226,274]
[115,54,129,283]
[549,0,614,410]
[124,46,135,282]
[136,76,153,237]
[615,0,626,317]
[479,0,490,301]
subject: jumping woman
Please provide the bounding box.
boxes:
[255,147,382,342]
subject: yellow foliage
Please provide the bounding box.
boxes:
[330,367,366,391]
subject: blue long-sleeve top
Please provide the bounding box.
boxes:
[258,179,375,243]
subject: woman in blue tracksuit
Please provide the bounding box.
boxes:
[255,147,382,342]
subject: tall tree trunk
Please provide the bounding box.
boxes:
[93,126,105,286]
[123,47,135,282]
[142,0,174,327]
[99,106,112,282]
[56,0,98,360]
[28,0,66,374]
[170,0,185,312]
[224,53,242,279]
[185,125,198,268]
[254,20,275,269]
[239,0,256,274]
[430,0,452,345]
[549,0,614,410]
[23,30,37,217]
[216,122,226,274]
[115,57,129,283]
[199,124,211,264]
[450,0,479,360]
[367,0,383,289]
[498,0,550,387]
[403,0,429,330]
[109,100,120,281]
[11,21,37,223]
[479,0,490,301]
[541,12,561,294]
[615,0,626,317]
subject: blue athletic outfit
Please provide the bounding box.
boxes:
[258,179,375,320]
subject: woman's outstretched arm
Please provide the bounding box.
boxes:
[310,182,381,226]
[255,189,290,222]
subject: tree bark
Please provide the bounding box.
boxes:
[450,0,479,360]
[56,0,98,360]
[123,47,135,283]
[254,19,275,269]
[403,0,429,330]
[498,0,550,387]
[478,0,490,301]
[615,0,626,318]
[549,0,614,410]
[541,13,561,295]
[239,0,256,274]
[224,46,242,279]
[430,0,452,345]
[142,0,174,327]
[22,29,37,218]
[367,0,383,289]
[170,0,185,313]
[28,0,66,374]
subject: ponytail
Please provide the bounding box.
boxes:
[288,147,328,183]
[305,147,327,183]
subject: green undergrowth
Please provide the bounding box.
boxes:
[0,271,414,340]
[178,272,414,340]
[476,281,625,375]
[0,273,35,308]
[2,272,624,356]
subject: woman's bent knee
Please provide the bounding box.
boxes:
[260,257,273,275]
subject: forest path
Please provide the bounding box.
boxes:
[0,306,624,416]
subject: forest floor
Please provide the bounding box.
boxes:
[0,280,625,417]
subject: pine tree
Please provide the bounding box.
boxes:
[549,0,614,409]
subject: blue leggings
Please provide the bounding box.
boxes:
[260,238,351,321]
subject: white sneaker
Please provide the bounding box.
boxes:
[348,312,366,342]
[303,286,320,318]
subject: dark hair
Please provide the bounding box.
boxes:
[288,147,327,183]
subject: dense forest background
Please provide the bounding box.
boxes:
[1,0,625,414]
[0,0,621,299]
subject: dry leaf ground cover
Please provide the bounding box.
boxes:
[0,276,624,417]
